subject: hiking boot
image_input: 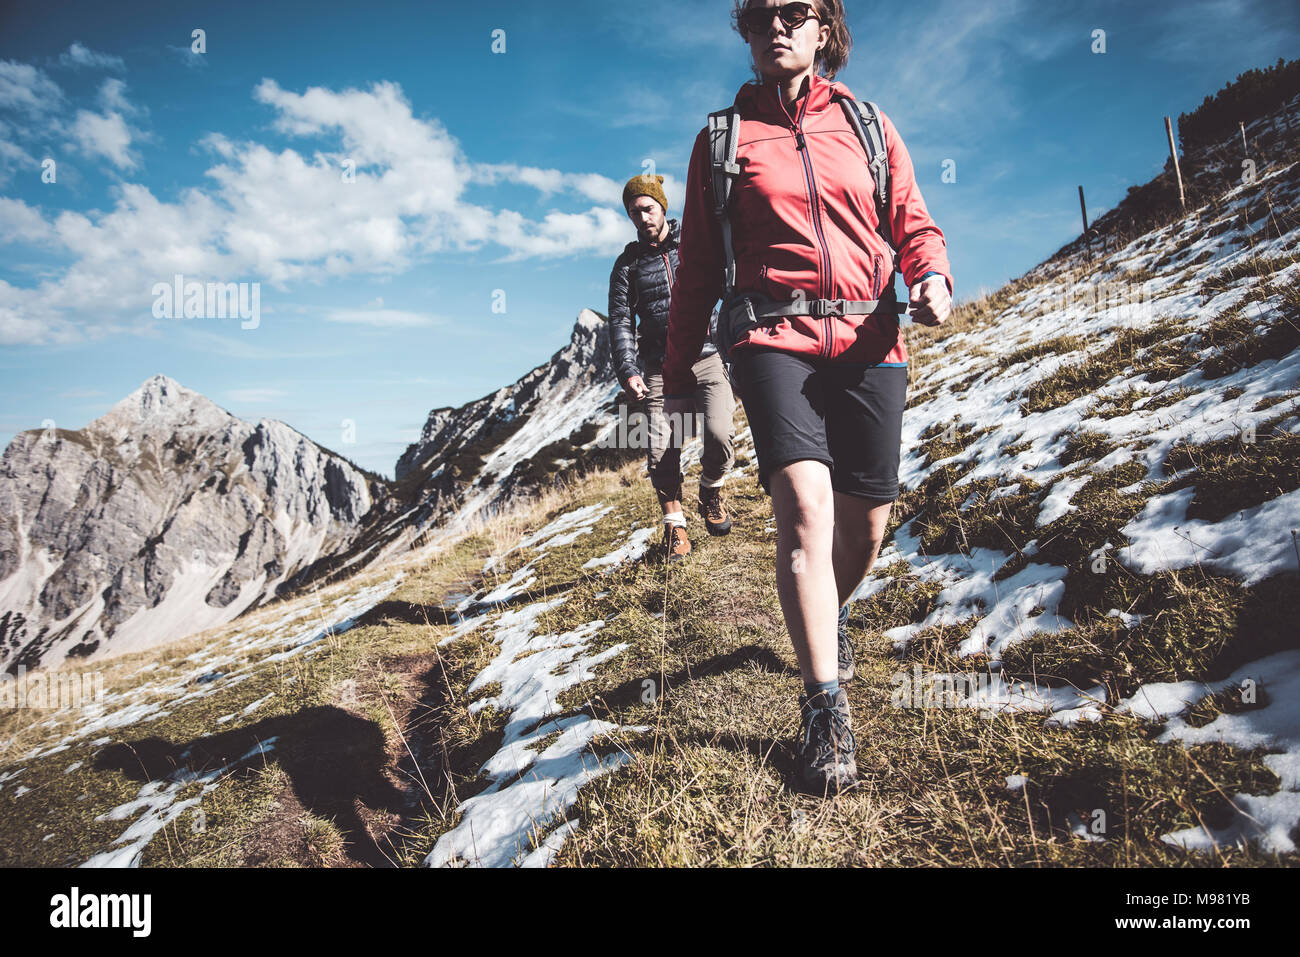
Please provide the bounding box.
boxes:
[698,484,731,536]
[795,688,858,795]
[838,604,855,683]
[664,524,691,562]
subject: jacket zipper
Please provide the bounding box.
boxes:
[653,250,675,352]
[791,96,834,357]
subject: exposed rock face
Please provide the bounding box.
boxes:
[392,308,622,535]
[395,409,458,481]
[396,308,616,481]
[0,375,383,670]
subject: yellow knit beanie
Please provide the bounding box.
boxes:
[622,174,668,214]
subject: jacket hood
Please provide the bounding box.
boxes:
[734,72,855,121]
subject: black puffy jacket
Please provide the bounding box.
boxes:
[607,218,716,388]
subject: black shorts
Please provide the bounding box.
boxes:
[730,348,907,501]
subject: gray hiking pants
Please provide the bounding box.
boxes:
[642,352,735,503]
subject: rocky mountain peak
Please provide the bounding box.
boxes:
[96,374,233,440]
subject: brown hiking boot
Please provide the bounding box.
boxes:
[698,484,731,536]
[664,524,691,562]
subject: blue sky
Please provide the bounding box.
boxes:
[1,0,1297,476]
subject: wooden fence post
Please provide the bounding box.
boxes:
[1164,116,1186,212]
[1078,185,1091,264]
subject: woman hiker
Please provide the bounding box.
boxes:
[661,0,953,794]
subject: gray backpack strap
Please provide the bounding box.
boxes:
[836,96,894,257]
[708,106,742,299]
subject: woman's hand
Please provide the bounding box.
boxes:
[908,275,952,327]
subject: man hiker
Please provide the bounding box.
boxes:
[608,173,737,561]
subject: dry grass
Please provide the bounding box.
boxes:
[541,462,1296,867]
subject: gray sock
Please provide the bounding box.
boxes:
[804,678,840,702]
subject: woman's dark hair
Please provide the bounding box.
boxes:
[731,0,852,80]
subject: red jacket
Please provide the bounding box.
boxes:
[662,73,952,395]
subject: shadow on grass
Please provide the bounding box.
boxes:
[94,706,408,867]
[584,643,796,716]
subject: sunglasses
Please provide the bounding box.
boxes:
[739,2,821,35]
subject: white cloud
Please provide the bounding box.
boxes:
[0,198,57,245]
[323,307,442,327]
[0,77,648,345]
[2,76,147,183]
[67,108,136,169]
[0,279,86,345]
[470,162,688,214]
[471,163,619,204]
[97,77,141,116]
[0,132,37,187]
[487,205,632,261]
[56,43,125,72]
[0,60,64,115]
[166,45,209,70]
[0,310,50,343]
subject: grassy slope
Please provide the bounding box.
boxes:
[5,396,1292,864]
[549,471,1296,867]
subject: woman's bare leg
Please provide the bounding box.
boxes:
[770,460,839,684]
[831,492,893,606]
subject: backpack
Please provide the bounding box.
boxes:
[707,94,906,367]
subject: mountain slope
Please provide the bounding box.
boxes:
[379,308,628,546]
[0,375,385,670]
